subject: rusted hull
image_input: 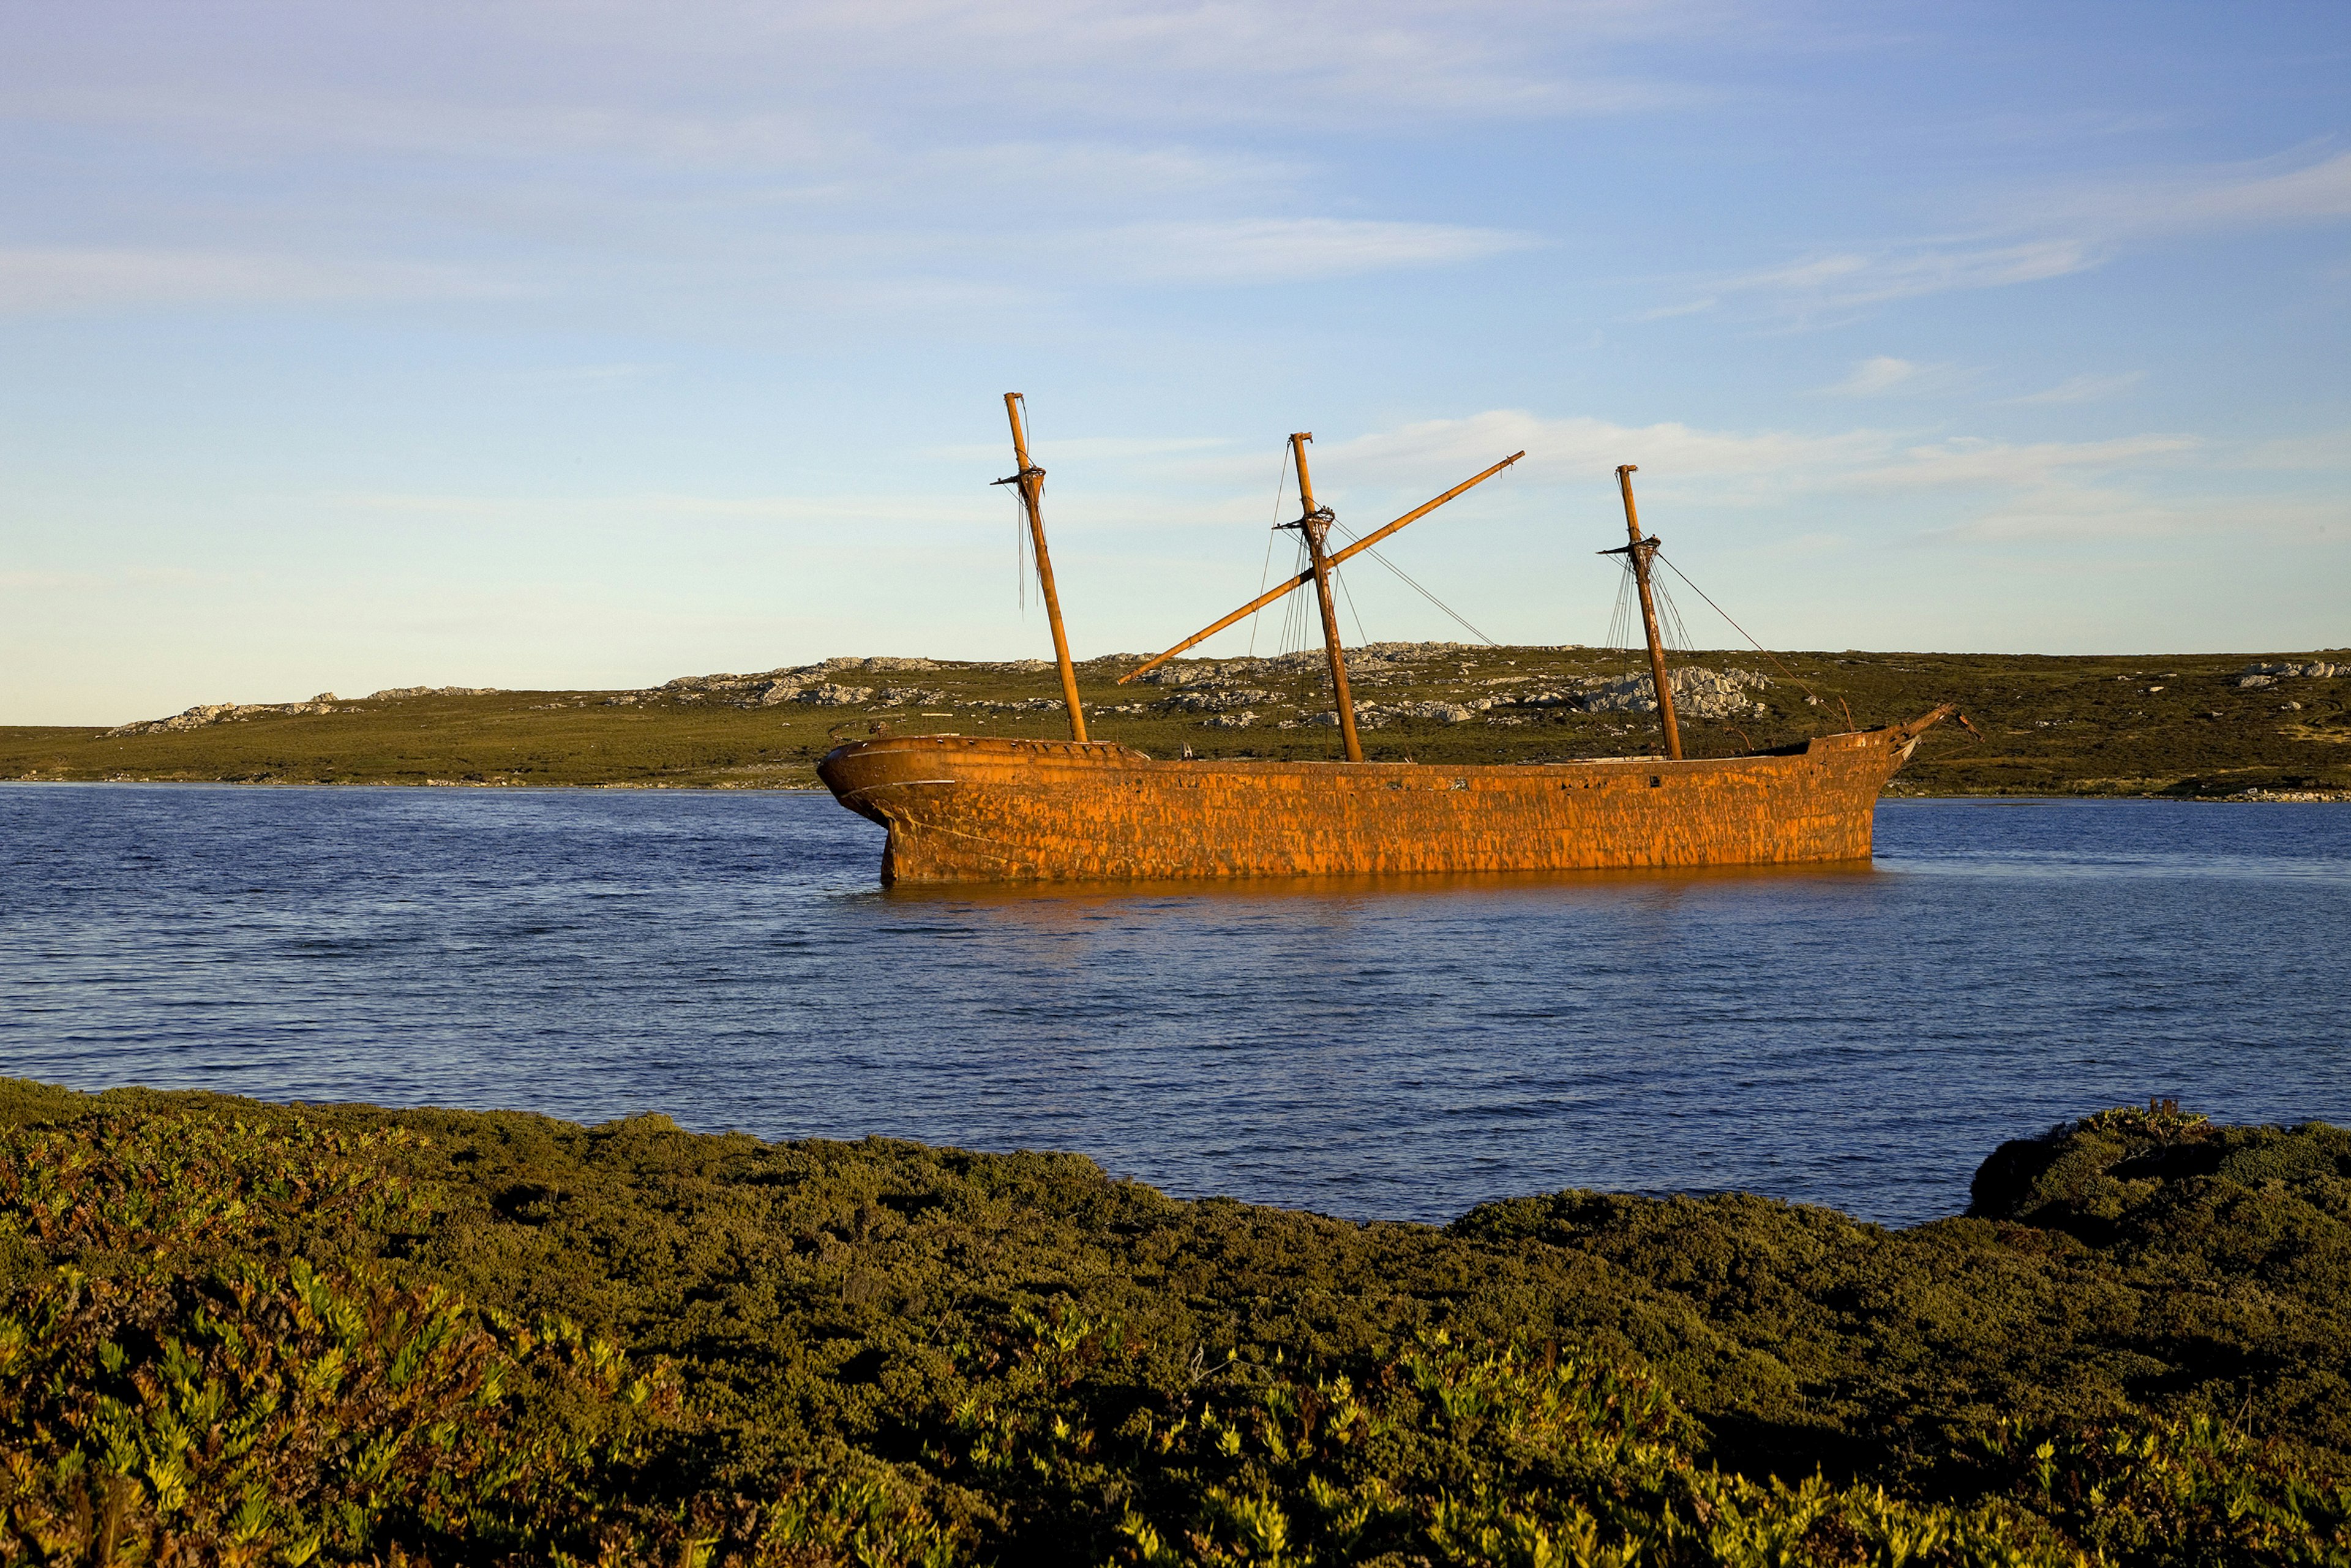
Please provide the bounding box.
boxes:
[817,713,1949,884]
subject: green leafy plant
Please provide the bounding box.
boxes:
[3,1087,2348,1565]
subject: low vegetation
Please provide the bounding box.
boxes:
[3,647,2347,797]
[3,1080,2346,1563]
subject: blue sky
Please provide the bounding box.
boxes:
[2,0,2345,723]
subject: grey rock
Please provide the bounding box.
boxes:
[1164,688,1274,713]
[1573,666,1770,719]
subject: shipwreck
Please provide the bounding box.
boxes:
[819,395,1957,883]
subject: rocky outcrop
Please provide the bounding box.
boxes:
[100,643,1782,740]
[1572,667,1771,719]
[106,694,350,737]
[1262,664,1774,732]
[1163,688,1276,714]
[1305,700,1485,730]
[370,686,503,700]
[795,683,876,708]
[872,687,953,708]
[653,657,943,710]
[2237,661,2343,688]
[966,697,1067,715]
[1139,643,1485,689]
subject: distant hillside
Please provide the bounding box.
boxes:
[3,644,2347,797]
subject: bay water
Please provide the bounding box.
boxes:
[2,783,2343,1225]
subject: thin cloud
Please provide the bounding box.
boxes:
[0,246,498,313]
[323,490,995,527]
[1321,410,1890,494]
[0,0,1725,160]
[1097,218,1539,284]
[1697,238,2096,318]
[1692,147,2351,323]
[1843,434,2200,491]
[2230,430,2351,473]
[2033,147,2351,236]
[1920,490,2347,546]
[1818,356,1976,397]
[1319,408,2324,550]
[2004,372,2145,405]
[929,436,1235,462]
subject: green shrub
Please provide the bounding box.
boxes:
[3,1089,2349,1565]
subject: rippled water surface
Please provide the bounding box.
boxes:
[4,783,2345,1225]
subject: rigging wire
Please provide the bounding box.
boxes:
[1281,538,1311,657]
[1242,439,1505,665]
[1651,572,1694,654]
[1003,482,1031,617]
[1605,554,1690,659]
[1330,520,1501,647]
[1334,560,1370,648]
[1652,553,1829,708]
[1601,544,1836,743]
[1247,442,1293,659]
[1605,560,1637,659]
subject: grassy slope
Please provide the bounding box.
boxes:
[4,647,2349,797]
[4,1080,2345,1563]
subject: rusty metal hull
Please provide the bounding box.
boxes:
[816,716,1946,884]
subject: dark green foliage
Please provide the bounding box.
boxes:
[2,1080,2347,1564]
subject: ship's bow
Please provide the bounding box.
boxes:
[817,734,1152,882]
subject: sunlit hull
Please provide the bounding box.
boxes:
[817,712,1950,883]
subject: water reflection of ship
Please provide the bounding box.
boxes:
[820,394,1959,884]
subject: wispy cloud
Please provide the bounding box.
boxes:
[0,246,497,313]
[2230,429,2351,473]
[322,490,996,528]
[929,435,1235,462]
[1676,147,2351,323]
[1313,407,2334,547]
[1093,218,1539,284]
[0,1,1721,163]
[1817,356,1976,397]
[1919,490,2350,546]
[1841,433,2200,491]
[1321,410,1890,499]
[1699,238,2097,319]
[1,1,1618,320]
[2004,372,2145,405]
[2031,147,2351,235]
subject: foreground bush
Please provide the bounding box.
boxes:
[1,1084,2345,1564]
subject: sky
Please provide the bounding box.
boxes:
[2,1,2346,724]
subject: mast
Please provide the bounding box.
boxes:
[1613,464,1682,760]
[999,393,1088,743]
[1284,433,1362,763]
